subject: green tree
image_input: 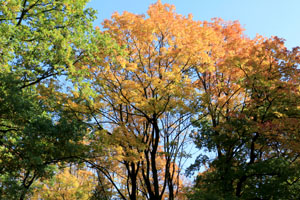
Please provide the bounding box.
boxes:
[0,74,89,199]
[0,0,111,199]
[0,0,100,84]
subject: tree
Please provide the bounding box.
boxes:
[0,0,110,199]
[0,0,100,86]
[188,25,300,199]
[0,73,90,199]
[74,1,207,199]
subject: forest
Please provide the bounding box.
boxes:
[0,0,300,199]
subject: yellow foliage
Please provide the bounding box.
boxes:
[31,167,95,200]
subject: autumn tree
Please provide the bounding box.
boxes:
[73,1,214,199]
[187,22,300,199]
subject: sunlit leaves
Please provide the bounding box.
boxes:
[31,167,96,200]
[189,26,300,200]
[0,0,104,199]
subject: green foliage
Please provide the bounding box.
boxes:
[0,0,110,198]
[0,74,89,199]
[0,0,109,85]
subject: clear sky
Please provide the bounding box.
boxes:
[87,0,300,49]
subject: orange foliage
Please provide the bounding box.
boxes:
[72,1,300,199]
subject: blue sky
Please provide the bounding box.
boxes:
[87,0,300,49]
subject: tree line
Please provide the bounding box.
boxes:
[0,0,299,199]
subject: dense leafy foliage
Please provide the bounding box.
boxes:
[31,166,96,200]
[0,74,89,199]
[0,0,109,199]
[1,0,299,200]
[0,0,99,83]
[187,27,300,200]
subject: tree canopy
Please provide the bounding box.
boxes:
[0,0,111,198]
[1,1,299,199]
